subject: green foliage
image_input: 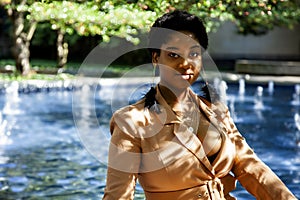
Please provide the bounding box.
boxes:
[31,22,56,46]
[3,0,300,41]
[27,1,157,44]
[135,0,300,34]
[0,71,74,81]
[218,0,300,34]
[5,0,299,46]
[0,59,75,80]
[1,0,299,76]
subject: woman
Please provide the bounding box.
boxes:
[103,10,297,200]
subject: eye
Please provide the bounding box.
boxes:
[189,52,200,57]
[168,52,180,58]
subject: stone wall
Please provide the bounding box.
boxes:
[235,60,300,75]
[208,21,300,61]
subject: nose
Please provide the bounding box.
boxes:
[179,58,191,69]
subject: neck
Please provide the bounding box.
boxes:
[158,84,189,106]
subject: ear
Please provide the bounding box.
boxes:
[152,52,159,65]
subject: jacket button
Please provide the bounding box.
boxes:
[198,192,208,198]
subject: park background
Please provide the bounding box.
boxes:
[0,0,299,77]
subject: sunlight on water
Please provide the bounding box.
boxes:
[0,80,299,199]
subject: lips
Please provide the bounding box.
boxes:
[178,73,194,80]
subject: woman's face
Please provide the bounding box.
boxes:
[152,30,203,91]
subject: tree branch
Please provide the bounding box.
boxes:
[27,21,37,41]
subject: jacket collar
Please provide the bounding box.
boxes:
[154,85,181,124]
[153,85,231,174]
[154,85,216,124]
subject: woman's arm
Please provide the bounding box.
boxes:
[103,114,142,200]
[103,167,138,200]
[225,112,297,200]
[232,133,296,199]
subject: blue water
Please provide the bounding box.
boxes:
[0,80,299,199]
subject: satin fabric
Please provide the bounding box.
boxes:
[103,87,296,200]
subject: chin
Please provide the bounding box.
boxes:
[161,77,193,90]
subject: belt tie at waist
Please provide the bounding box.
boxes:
[206,178,224,200]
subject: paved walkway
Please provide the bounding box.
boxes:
[74,71,300,86]
[218,71,300,85]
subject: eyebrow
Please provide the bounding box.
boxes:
[190,45,201,49]
[165,45,201,51]
[165,47,179,51]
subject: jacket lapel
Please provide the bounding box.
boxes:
[173,123,214,173]
[196,94,237,174]
[196,95,229,137]
[155,87,215,173]
[154,86,232,174]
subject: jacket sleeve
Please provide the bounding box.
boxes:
[225,110,297,200]
[103,113,141,200]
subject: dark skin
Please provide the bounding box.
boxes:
[152,30,221,157]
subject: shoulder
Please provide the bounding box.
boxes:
[113,98,146,119]
[198,95,212,107]
[197,94,228,115]
[110,98,149,131]
[110,98,160,138]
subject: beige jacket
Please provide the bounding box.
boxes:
[103,87,296,200]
